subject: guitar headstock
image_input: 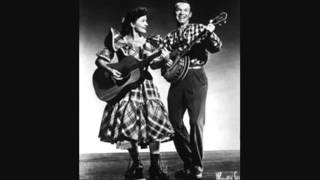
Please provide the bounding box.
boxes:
[209,12,228,26]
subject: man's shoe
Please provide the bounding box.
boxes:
[193,173,203,180]
[191,166,203,180]
[174,168,192,178]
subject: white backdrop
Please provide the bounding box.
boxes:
[79,37,240,154]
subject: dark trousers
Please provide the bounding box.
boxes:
[167,68,208,171]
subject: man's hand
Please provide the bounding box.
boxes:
[166,59,173,67]
[161,48,170,59]
[206,20,216,33]
[160,48,173,67]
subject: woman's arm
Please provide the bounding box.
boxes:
[95,48,122,79]
[96,58,122,79]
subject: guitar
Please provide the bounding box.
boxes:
[92,29,163,103]
[162,12,228,83]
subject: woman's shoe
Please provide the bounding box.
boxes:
[149,153,170,180]
[148,165,170,180]
[125,162,146,180]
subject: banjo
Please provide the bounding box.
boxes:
[162,12,228,83]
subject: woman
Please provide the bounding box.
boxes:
[95,7,173,180]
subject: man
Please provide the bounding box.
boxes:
[162,0,222,179]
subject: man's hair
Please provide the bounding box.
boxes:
[121,7,148,36]
[173,0,191,11]
[174,0,190,4]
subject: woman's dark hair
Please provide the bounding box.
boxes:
[121,7,148,36]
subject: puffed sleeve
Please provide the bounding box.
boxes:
[95,48,115,68]
[96,48,114,62]
[95,27,124,68]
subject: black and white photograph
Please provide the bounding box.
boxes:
[80,0,240,179]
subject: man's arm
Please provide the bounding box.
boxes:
[200,23,222,53]
[203,32,222,53]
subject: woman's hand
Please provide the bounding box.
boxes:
[97,58,123,80]
[110,68,123,80]
[104,65,123,80]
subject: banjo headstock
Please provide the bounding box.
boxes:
[209,12,228,26]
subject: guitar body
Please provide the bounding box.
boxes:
[92,56,145,103]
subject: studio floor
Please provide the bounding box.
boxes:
[80,150,240,180]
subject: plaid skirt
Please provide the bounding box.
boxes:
[98,79,174,149]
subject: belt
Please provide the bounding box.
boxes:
[188,66,203,70]
[188,58,204,69]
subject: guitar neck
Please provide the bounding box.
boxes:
[169,29,208,59]
[130,50,162,70]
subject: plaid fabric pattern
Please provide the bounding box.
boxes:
[99,79,174,148]
[163,23,222,66]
